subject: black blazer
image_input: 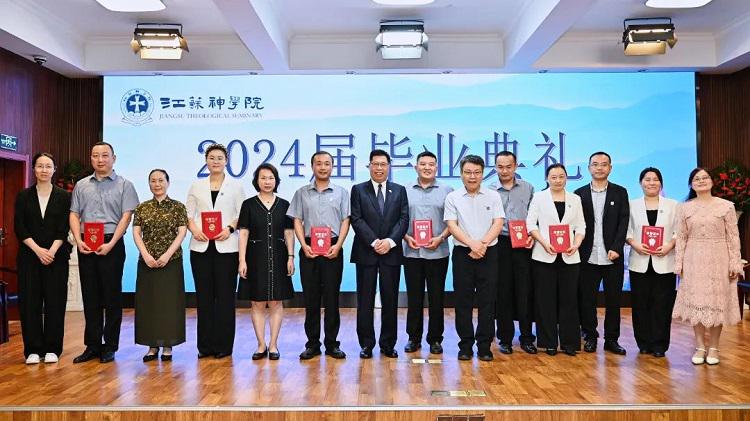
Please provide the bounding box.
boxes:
[574,182,629,262]
[350,180,409,266]
[14,185,72,262]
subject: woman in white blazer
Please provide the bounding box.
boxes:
[526,164,586,356]
[186,143,246,359]
[625,167,677,358]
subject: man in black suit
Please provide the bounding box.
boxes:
[574,151,629,355]
[350,149,409,359]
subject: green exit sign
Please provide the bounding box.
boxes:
[0,134,17,151]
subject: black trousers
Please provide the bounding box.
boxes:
[17,255,68,358]
[300,237,343,350]
[495,236,535,345]
[403,256,449,344]
[452,245,498,353]
[190,242,239,355]
[579,261,624,341]
[355,261,400,350]
[630,264,676,353]
[533,257,580,350]
[78,236,125,353]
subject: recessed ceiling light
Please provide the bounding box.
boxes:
[95,0,165,12]
[645,0,713,8]
[372,0,435,5]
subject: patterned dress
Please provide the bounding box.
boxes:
[672,197,742,327]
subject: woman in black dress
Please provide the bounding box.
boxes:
[238,163,295,360]
[14,152,71,364]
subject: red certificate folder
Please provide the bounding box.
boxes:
[311,226,331,255]
[548,224,571,253]
[508,220,529,248]
[201,211,222,240]
[413,219,433,247]
[83,222,104,250]
[641,226,664,252]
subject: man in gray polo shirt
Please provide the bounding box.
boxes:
[70,141,139,364]
[490,151,537,355]
[444,155,504,361]
[288,151,350,360]
[402,151,453,355]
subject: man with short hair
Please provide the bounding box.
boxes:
[350,149,409,359]
[444,155,504,361]
[288,151,350,360]
[491,151,537,355]
[70,141,139,363]
[402,151,453,355]
[574,151,630,355]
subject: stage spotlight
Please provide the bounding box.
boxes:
[622,18,677,56]
[130,23,189,60]
[375,20,428,59]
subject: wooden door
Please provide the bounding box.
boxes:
[0,157,27,320]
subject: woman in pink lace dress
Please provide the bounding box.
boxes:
[673,168,743,366]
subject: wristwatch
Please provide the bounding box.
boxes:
[227,225,235,234]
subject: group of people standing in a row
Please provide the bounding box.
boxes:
[14,141,743,367]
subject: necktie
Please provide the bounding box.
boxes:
[377,183,385,214]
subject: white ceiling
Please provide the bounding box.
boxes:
[0,0,748,77]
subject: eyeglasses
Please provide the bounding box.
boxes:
[462,170,483,177]
[34,165,54,170]
[693,176,712,182]
[369,162,389,168]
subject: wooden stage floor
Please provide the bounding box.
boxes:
[1,308,749,419]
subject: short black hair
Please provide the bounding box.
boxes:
[369,149,391,163]
[416,151,437,162]
[204,143,228,159]
[588,151,611,164]
[545,163,567,178]
[310,151,333,165]
[93,141,115,155]
[252,163,280,193]
[32,152,55,168]
[148,168,170,182]
[639,167,663,185]
[495,151,516,163]
[460,154,485,171]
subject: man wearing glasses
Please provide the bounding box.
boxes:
[350,149,409,359]
[574,151,630,355]
[444,155,504,361]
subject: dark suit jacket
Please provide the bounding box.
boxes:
[350,180,409,266]
[574,182,629,263]
[14,185,72,262]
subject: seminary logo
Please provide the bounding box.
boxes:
[120,89,154,126]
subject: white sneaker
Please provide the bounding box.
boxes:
[44,353,58,363]
[25,354,40,364]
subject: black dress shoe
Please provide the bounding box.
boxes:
[214,352,232,359]
[380,348,398,358]
[498,343,513,355]
[268,350,280,360]
[100,351,115,363]
[652,350,666,358]
[457,351,473,361]
[299,347,321,360]
[253,349,269,360]
[562,348,577,356]
[520,343,538,354]
[325,347,346,359]
[545,348,558,356]
[639,348,652,355]
[73,349,99,364]
[583,339,597,353]
[143,353,158,362]
[359,347,373,359]
[404,341,421,353]
[478,351,494,361]
[603,340,626,355]
[429,342,443,354]
[160,354,172,362]
[198,351,214,359]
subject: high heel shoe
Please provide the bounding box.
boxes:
[691,347,706,365]
[252,348,268,360]
[706,348,720,365]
